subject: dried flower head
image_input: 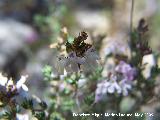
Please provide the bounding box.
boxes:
[137,18,148,35]
[55,31,100,74]
[66,31,92,57]
[136,18,152,56]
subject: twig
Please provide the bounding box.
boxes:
[130,0,135,39]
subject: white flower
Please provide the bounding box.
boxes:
[13,76,29,104]
[7,79,14,86]
[59,70,67,80]
[0,75,14,89]
[104,41,130,56]
[105,74,121,94]
[68,52,85,64]
[95,79,121,102]
[142,54,156,79]
[85,47,100,60]
[55,55,68,75]
[65,52,85,73]
[81,47,100,72]
[16,75,28,91]
[95,73,133,102]
[55,47,100,74]
[104,44,116,55]
[96,81,108,95]
[107,81,121,94]
[78,77,87,88]
[16,113,29,120]
[119,81,132,96]
[95,74,121,98]
[95,81,108,102]
[0,73,8,86]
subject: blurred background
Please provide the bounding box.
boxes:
[0,0,160,117]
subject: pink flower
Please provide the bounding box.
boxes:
[95,80,121,102]
[95,73,134,102]
[115,61,136,81]
[119,80,132,96]
[95,74,121,102]
[16,75,28,91]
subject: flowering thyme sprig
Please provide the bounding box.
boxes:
[131,19,152,57]
[0,73,47,120]
[0,74,28,105]
[95,61,136,102]
[54,31,100,74]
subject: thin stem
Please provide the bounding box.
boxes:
[130,0,135,38]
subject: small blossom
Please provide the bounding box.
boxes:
[85,47,100,60]
[77,77,87,88]
[119,81,132,96]
[107,74,121,94]
[6,79,14,86]
[95,73,133,102]
[16,113,29,120]
[95,74,121,102]
[104,40,130,57]
[107,81,121,94]
[115,61,136,81]
[142,54,156,79]
[95,81,108,95]
[54,32,100,74]
[55,55,68,75]
[65,52,85,73]
[11,76,29,104]
[16,75,28,91]
[95,93,103,102]
[95,80,121,102]
[55,47,100,74]
[95,81,108,102]
[0,73,8,86]
[68,52,85,64]
[81,47,100,72]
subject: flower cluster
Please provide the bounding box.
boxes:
[115,61,136,81]
[0,73,28,104]
[95,61,136,102]
[0,73,47,120]
[104,40,131,57]
[54,32,100,74]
